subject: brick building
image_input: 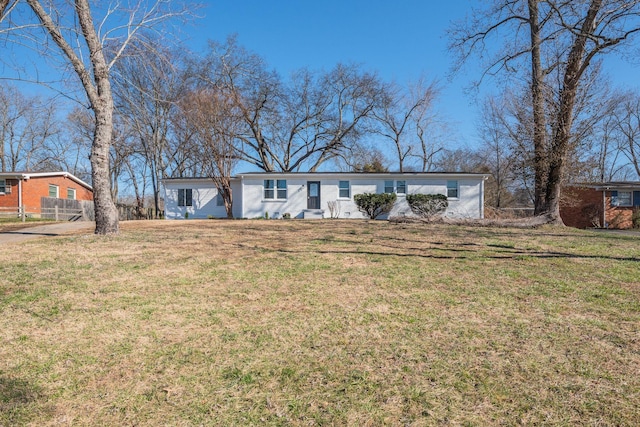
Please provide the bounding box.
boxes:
[560,183,640,229]
[0,172,93,217]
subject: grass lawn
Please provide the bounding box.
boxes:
[1,220,639,426]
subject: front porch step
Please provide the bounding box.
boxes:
[302,209,325,219]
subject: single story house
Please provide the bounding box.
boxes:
[162,172,488,220]
[0,171,93,217]
[560,182,640,229]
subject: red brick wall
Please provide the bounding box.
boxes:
[560,186,604,228]
[0,179,20,210]
[561,186,637,229]
[604,193,635,229]
[0,176,93,214]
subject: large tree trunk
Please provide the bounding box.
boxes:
[77,0,119,234]
[24,0,119,234]
[528,0,550,217]
[92,106,119,234]
[539,0,603,224]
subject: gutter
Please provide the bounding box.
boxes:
[602,189,607,229]
[19,179,24,222]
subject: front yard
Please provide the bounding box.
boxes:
[1,220,638,425]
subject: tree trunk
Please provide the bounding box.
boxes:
[92,105,119,234]
[541,0,603,224]
[223,186,234,218]
[528,0,549,217]
[24,0,120,234]
[396,139,405,173]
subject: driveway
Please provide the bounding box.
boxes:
[0,221,95,245]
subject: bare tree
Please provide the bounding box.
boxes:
[180,89,239,218]
[616,93,640,178]
[477,96,517,208]
[0,83,59,172]
[412,80,447,172]
[67,106,130,202]
[169,109,202,177]
[331,139,389,172]
[477,71,630,205]
[65,107,95,181]
[112,40,188,217]
[372,78,441,172]
[1,1,193,234]
[593,114,629,181]
[450,0,640,223]
[199,37,384,172]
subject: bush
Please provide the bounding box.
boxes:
[353,193,397,219]
[581,203,603,228]
[406,194,448,218]
[632,208,640,229]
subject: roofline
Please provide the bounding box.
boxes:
[0,171,93,191]
[162,172,490,182]
[237,171,489,178]
[161,177,242,183]
[569,182,640,190]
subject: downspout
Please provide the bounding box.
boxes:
[19,178,24,222]
[602,190,606,229]
[240,177,245,219]
[481,176,487,219]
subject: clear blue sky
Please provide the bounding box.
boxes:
[185,0,640,151]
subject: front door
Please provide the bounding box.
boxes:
[307,181,321,209]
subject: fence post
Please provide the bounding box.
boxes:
[55,206,59,221]
[21,205,26,222]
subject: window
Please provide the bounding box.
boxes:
[49,184,59,198]
[67,188,76,200]
[612,190,632,207]
[384,180,394,193]
[339,181,350,198]
[396,180,406,194]
[0,179,7,194]
[447,180,458,199]
[178,188,193,207]
[264,180,274,199]
[384,180,407,194]
[277,180,287,199]
[264,179,287,200]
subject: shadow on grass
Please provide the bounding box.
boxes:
[0,376,45,424]
[0,231,57,237]
[241,240,640,263]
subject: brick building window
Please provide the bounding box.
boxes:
[49,185,59,198]
[67,188,76,200]
[611,190,632,207]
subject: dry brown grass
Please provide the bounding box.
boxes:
[1,219,639,426]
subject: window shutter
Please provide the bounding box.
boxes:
[634,191,640,207]
[186,189,193,207]
[611,190,618,207]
